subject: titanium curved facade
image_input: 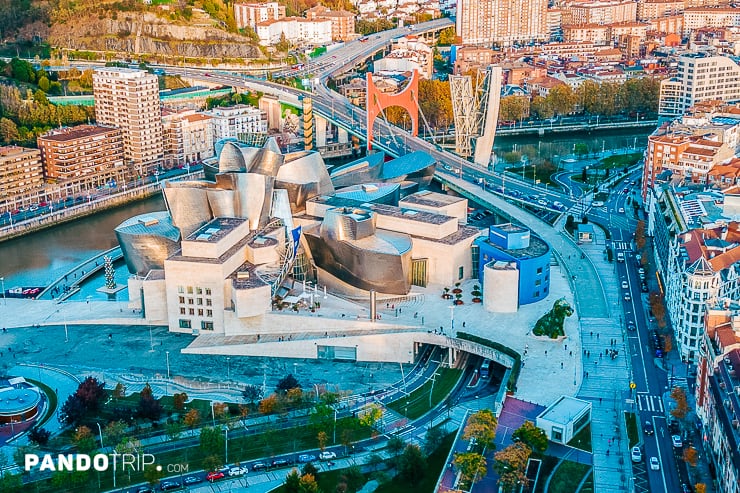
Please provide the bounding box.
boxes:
[330,151,436,189]
[115,212,181,275]
[163,181,213,238]
[304,207,412,295]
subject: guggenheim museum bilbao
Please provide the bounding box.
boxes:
[115,140,551,362]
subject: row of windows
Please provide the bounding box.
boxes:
[178,319,214,330]
[179,307,213,317]
[178,296,213,306]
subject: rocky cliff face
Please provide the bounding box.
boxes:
[49,12,260,59]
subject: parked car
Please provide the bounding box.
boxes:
[319,451,337,460]
[630,446,642,463]
[624,293,631,301]
[136,488,155,493]
[298,454,317,463]
[159,481,181,491]
[649,457,660,470]
[672,435,683,448]
[621,281,629,289]
[206,471,225,482]
[627,322,636,331]
[592,201,605,207]
[183,476,201,486]
[271,459,290,468]
[251,462,268,471]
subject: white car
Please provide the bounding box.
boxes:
[630,446,642,463]
[650,457,660,470]
[228,465,248,476]
[672,435,683,448]
[618,207,625,213]
[592,201,605,207]
[621,281,629,289]
[319,451,336,460]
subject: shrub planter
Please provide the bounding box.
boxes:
[452,288,463,294]
[454,299,464,305]
[472,297,482,303]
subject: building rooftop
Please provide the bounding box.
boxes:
[477,232,550,259]
[401,190,465,208]
[537,395,591,425]
[39,125,119,142]
[371,203,454,225]
[186,217,247,243]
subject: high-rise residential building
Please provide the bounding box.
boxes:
[0,146,43,213]
[234,2,286,30]
[659,54,740,117]
[456,0,548,47]
[255,17,333,45]
[92,67,164,179]
[37,125,125,196]
[683,7,740,34]
[562,0,637,25]
[695,307,740,493]
[306,6,356,41]
[637,0,683,21]
[204,104,268,141]
[162,109,215,169]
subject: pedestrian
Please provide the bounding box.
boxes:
[590,331,593,337]
[569,351,573,357]
[399,308,402,314]
[565,344,568,350]
[596,333,600,339]
[583,349,587,355]
[599,397,602,403]
[545,350,548,356]
[586,371,589,378]
[462,321,466,328]
[561,362,564,369]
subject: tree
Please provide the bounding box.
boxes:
[112,382,127,400]
[60,394,86,425]
[398,444,426,484]
[103,421,128,448]
[317,431,328,450]
[143,463,165,485]
[202,454,223,473]
[499,95,530,122]
[546,84,576,116]
[285,469,301,493]
[242,384,262,403]
[494,442,532,492]
[530,95,553,120]
[173,392,188,410]
[165,421,182,441]
[9,58,35,83]
[423,426,446,455]
[259,394,278,415]
[575,143,589,158]
[0,472,21,492]
[695,483,706,493]
[438,27,456,45]
[37,77,50,93]
[419,79,453,129]
[0,118,19,144]
[213,402,228,421]
[576,80,600,114]
[453,452,487,485]
[387,436,406,458]
[199,426,225,459]
[137,384,163,421]
[73,426,97,453]
[275,32,291,53]
[184,409,201,431]
[341,428,355,455]
[463,409,497,449]
[277,374,301,394]
[365,453,384,472]
[683,446,699,467]
[28,427,51,446]
[298,473,321,493]
[512,421,548,454]
[359,404,383,429]
[75,376,106,412]
[302,462,319,478]
[670,387,689,421]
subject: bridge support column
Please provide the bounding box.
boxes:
[315,116,328,148]
[337,127,348,144]
[448,347,456,366]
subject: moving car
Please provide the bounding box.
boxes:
[627,322,636,331]
[183,476,201,486]
[271,459,290,468]
[206,471,225,482]
[592,201,605,207]
[229,465,249,476]
[624,293,631,301]
[159,481,181,491]
[644,421,654,435]
[630,446,642,463]
[251,462,268,471]
[298,454,317,463]
[621,281,629,289]
[319,451,337,460]
[618,207,625,213]
[649,457,660,471]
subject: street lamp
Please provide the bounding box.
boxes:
[96,422,104,449]
[149,325,155,352]
[227,357,231,380]
[223,425,229,464]
[448,305,455,332]
[166,351,171,379]
[0,277,5,305]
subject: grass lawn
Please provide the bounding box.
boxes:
[386,369,462,420]
[597,152,642,169]
[533,455,559,493]
[506,165,556,186]
[579,474,595,493]
[547,460,591,493]
[567,424,592,452]
[375,432,456,493]
[625,412,639,447]
[27,379,58,428]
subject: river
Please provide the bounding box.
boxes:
[0,127,652,298]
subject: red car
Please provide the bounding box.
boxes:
[206,471,225,482]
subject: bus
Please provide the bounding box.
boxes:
[480,359,491,378]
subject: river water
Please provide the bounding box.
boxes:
[0,128,652,297]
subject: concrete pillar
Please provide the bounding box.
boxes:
[338,127,348,144]
[370,289,377,323]
[315,116,327,148]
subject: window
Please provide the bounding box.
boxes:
[205,288,212,295]
[196,287,203,295]
[178,319,192,329]
[188,298,194,305]
[197,309,204,316]
[179,308,186,315]
[179,296,185,304]
[537,267,543,274]
[188,308,195,315]
[201,321,214,331]
[458,266,464,280]
[187,286,193,294]
[206,309,213,317]
[177,286,184,294]
[206,299,212,306]
[197,298,203,305]
[534,291,540,297]
[535,280,541,286]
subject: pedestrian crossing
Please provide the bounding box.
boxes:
[636,393,664,413]
[613,241,629,250]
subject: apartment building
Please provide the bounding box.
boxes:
[456,0,548,47]
[637,0,683,21]
[562,0,637,25]
[255,17,332,45]
[234,2,285,30]
[339,78,367,108]
[204,105,268,141]
[374,36,434,78]
[650,15,683,34]
[92,68,164,178]
[563,23,610,44]
[695,307,740,493]
[684,7,740,35]
[306,6,356,41]
[37,125,125,194]
[659,55,740,117]
[453,47,497,74]
[162,110,215,169]
[0,146,43,213]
